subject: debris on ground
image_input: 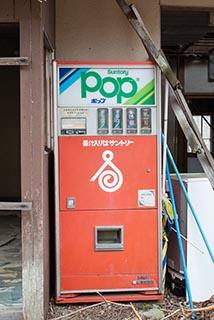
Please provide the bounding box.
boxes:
[47,288,214,320]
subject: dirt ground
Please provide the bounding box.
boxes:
[47,288,214,320]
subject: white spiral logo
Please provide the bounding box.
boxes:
[90,150,123,192]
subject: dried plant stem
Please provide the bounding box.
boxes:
[130,302,142,320]
[160,308,181,319]
[50,301,105,320]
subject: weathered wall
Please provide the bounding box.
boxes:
[17,0,48,319]
[19,0,56,318]
[42,0,55,49]
[0,0,15,19]
[41,0,55,316]
[56,0,160,61]
[0,0,55,319]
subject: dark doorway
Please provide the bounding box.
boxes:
[0,23,22,308]
[161,9,214,173]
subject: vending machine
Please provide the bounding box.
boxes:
[53,61,162,303]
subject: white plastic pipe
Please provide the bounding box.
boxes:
[162,79,169,194]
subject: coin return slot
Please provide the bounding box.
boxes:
[95,226,124,251]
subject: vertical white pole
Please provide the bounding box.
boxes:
[162,79,169,194]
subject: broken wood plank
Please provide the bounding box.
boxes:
[0,202,32,211]
[0,57,29,66]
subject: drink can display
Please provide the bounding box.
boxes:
[126,108,137,134]
[112,108,123,134]
[141,108,152,134]
[97,108,109,134]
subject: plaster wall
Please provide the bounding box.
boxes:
[184,59,214,94]
[56,0,160,61]
[42,0,55,49]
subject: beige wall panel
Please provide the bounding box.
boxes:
[56,0,160,61]
[42,0,55,49]
[161,0,214,8]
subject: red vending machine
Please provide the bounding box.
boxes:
[53,61,162,303]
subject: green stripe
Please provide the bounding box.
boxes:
[143,94,155,105]
[124,79,155,105]
[135,88,154,105]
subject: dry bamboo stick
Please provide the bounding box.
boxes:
[130,302,142,320]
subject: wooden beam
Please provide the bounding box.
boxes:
[0,57,29,66]
[0,202,32,210]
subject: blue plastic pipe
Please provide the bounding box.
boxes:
[165,140,214,264]
[165,157,194,311]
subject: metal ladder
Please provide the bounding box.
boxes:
[115,0,214,189]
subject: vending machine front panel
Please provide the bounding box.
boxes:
[54,61,162,303]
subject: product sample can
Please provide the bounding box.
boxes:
[97,108,109,134]
[141,108,152,134]
[126,108,137,134]
[112,108,123,134]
